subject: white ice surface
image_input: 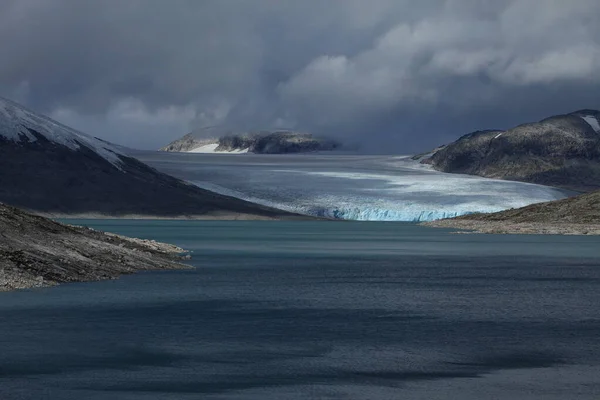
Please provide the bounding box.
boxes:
[189,143,249,153]
[0,97,123,168]
[137,152,570,222]
[581,115,600,133]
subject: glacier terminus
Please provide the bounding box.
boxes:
[136,152,569,222]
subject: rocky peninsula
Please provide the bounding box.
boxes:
[424,190,600,235]
[0,203,191,292]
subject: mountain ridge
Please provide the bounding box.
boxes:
[423,109,600,192]
[0,96,123,167]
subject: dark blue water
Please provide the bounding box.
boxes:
[1,221,600,399]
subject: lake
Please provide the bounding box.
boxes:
[1,220,600,399]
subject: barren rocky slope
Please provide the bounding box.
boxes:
[0,203,190,291]
[424,110,600,192]
[425,190,600,235]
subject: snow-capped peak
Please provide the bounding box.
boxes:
[580,115,600,133]
[0,97,124,168]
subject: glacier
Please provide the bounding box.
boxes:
[135,152,571,222]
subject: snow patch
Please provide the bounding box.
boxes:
[0,97,124,168]
[580,115,600,133]
[494,132,504,139]
[190,143,250,154]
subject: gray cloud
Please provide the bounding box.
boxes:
[1,0,599,151]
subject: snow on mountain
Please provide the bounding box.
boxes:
[580,115,600,133]
[0,97,123,167]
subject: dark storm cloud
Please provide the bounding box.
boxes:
[1,0,599,151]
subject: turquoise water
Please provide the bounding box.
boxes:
[1,221,600,399]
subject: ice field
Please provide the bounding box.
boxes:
[136,152,570,221]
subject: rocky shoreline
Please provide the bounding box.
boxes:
[0,203,192,292]
[423,188,600,235]
[423,219,600,235]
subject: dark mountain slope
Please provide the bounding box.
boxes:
[0,97,303,219]
[424,110,600,192]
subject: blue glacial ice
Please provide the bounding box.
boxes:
[136,152,571,222]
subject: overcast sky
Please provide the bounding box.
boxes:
[1,0,599,152]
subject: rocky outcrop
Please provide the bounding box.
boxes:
[0,203,190,291]
[424,190,600,235]
[424,110,600,192]
[0,97,304,219]
[161,128,340,154]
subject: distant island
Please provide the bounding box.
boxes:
[161,127,341,154]
[420,110,600,192]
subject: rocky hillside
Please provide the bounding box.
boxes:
[424,110,600,192]
[425,190,600,235]
[0,97,303,219]
[0,203,189,291]
[161,128,340,154]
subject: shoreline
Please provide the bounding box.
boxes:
[34,211,600,235]
[40,211,320,221]
[1,231,192,292]
[423,219,600,235]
